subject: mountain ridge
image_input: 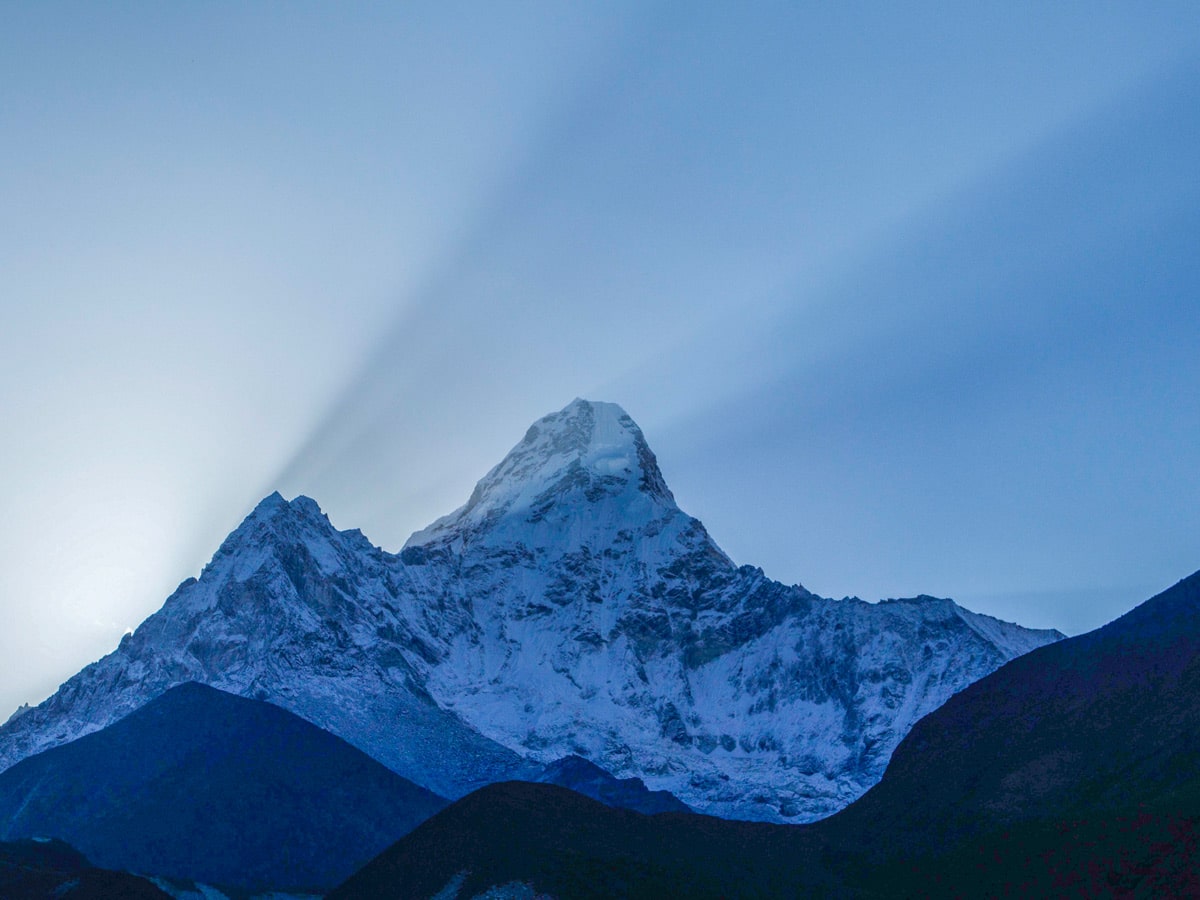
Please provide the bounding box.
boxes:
[0,398,1062,822]
[328,570,1200,898]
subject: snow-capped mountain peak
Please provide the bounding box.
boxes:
[406,398,675,551]
[199,490,366,588]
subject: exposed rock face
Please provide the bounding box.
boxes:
[0,399,1062,822]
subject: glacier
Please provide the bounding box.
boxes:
[0,399,1062,822]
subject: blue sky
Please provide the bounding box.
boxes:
[2,2,1198,716]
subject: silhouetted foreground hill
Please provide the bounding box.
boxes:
[330,572,1200,898]
[827,569,1200,895]
[845,569,1200,836]
[0,837,169,899]
[0,682,448,893]
[327,780,832,900]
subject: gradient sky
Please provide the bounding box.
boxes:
[2,2,1199,718]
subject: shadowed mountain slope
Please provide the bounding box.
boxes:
[817,570,1200,896]
[327,781,829,900]
[831,569,1200,852]
[0,683,448,894]
[329,571,1200,898]
[0,838,170,899]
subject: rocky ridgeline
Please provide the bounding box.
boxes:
[0,399,1062,822]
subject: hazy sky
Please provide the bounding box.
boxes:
[2,2,1199,717]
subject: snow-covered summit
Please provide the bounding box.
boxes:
[407,399,675,552]
[403,398,739,629]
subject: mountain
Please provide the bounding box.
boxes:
[0,492,535,801]
[0,838,170,900]
[820,568,1200,894]
[326,781,822,900]
[329,572,1200,898]
[0,682,448,893]
[396,399,1062,820]
[0,399,1062,822]
[536,755,690,815]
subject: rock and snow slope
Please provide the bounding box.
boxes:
[0,399,1062,822]
[0,492,533,800]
